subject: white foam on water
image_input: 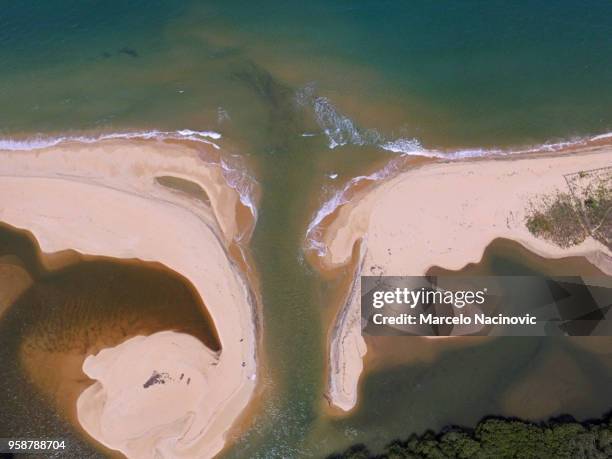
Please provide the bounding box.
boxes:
[175,129,222,140]
[0,129,223,151]
[302,89,612,160]
[313,96,366,149]
[380,138,426,156]
[305,159,402,256]
[304,125,612,257]
[220,156,259,224]
[588,131,612,142]
[296,85,383,149]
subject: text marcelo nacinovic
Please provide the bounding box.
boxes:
[361,276,612,337]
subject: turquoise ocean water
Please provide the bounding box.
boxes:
[1,1,611,457]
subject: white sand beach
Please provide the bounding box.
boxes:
[314,147,612,412]
[0,139,259,458]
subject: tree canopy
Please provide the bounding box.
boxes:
[329,413,612,459]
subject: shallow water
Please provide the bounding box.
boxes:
[294,239,612,457]
[0,1,612,458]
[0,225,220,457]
[2,1,612,148]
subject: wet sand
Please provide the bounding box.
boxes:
[311,146,612,412]
[0,139,259,458]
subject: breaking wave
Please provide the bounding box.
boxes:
[383,134,612,158]
[305,158,404,256]
[296,84,421,152]
[301,92,612,255]
[0,129,222,151]
[297,85,612,161]
[312,97,384,149]
[220,155,259,224]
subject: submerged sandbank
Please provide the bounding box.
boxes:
[310,146,612,412]
[0,138,259,458]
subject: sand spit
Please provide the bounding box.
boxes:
[313,147,612,412]
[0,139,258,458]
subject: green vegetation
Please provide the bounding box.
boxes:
[525,192,587,248]
[328,413,612,459]
[525,167,611,250]
[580,180,612,249]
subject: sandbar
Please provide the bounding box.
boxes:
[314,147,612,412]
[0,138,258,458]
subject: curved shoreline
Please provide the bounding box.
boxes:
[310,146,612,413]
[305,134,612,255]
[0,138,260,458]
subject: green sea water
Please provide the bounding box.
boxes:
[2,1,612,145]
[1,1,612,458]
